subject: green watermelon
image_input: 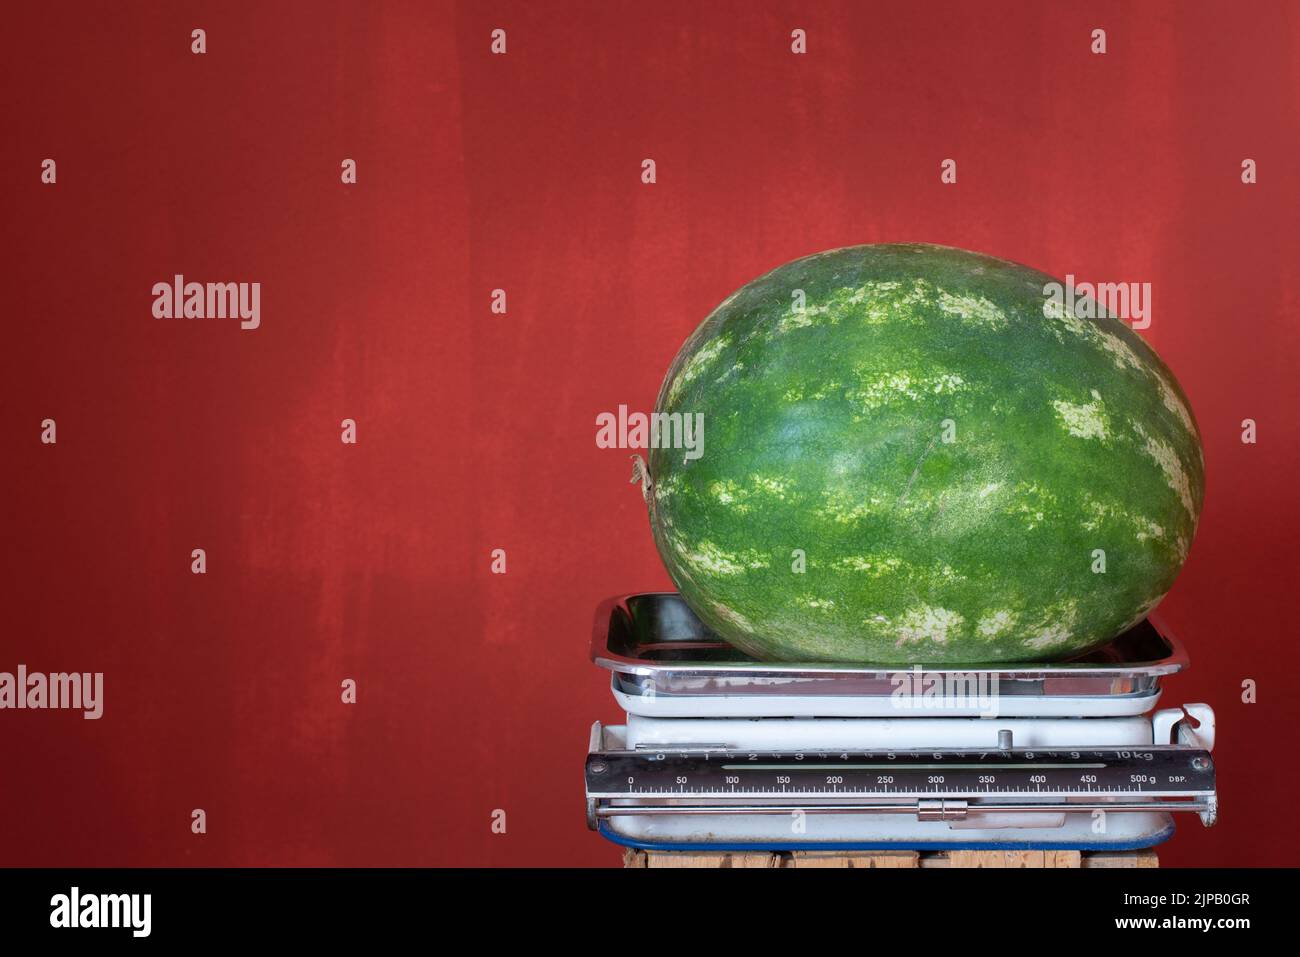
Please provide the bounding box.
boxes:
[643,244,1204,663]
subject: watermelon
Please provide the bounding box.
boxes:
[642,244,1204,663]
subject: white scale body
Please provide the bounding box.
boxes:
[586,594,1218,852]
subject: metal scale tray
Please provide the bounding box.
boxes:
[592,593,1188,718]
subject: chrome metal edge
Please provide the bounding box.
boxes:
[591,592,1190,696]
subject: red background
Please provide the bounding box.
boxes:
[2,1,1297,867]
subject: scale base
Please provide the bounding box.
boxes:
[588,718,1211,852]
[599,811,1176,853]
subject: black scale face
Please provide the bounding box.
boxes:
[585,747,1215,799]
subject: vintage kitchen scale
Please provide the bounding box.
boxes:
[585,593,1217,853]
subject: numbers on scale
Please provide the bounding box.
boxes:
[595,746,1204,799]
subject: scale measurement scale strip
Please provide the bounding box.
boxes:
[586,747,1215,803]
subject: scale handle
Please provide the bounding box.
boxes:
[1152,703,1215,751]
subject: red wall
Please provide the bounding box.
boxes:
[2,0,1296,866]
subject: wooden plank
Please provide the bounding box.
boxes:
[788,851,920,869]
[626,848,1157,868]
[1081,850,1160,868]
[631,850,780,868]
[946,850,1083,868]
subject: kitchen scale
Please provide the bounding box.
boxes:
[585,593,1217,852]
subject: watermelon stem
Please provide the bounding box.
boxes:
[629,454,652,503]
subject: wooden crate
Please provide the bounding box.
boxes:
[623,848,1158,868]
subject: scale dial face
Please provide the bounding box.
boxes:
[586,747,1216,800]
